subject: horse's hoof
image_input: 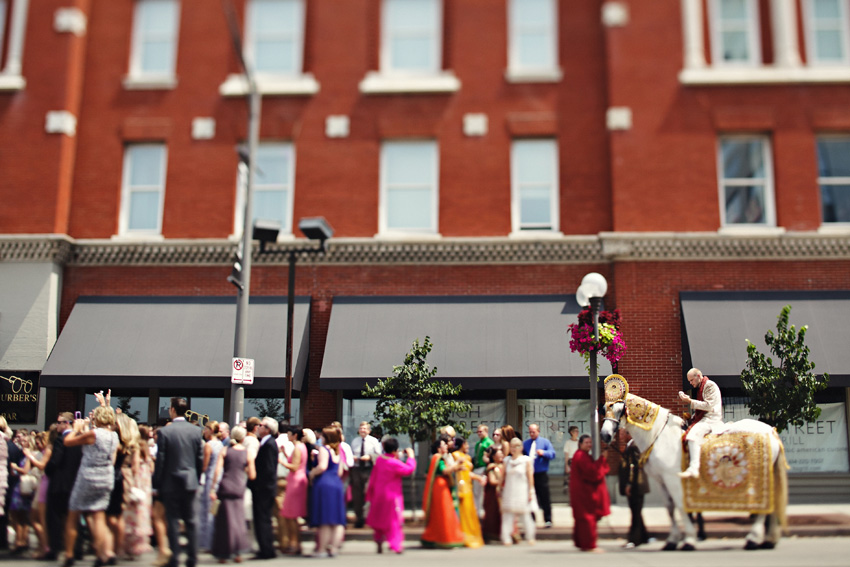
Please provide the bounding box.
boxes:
[680,543,696,551]
[759,542,776,550]
[662,542,678,551]
[744,540,760,550]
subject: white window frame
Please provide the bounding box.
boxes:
[510,139,560,235]
[0,0,29,90]
[716,135,776,228]
[708,0,762,67]
[816,134,850,225]
[378,140,440,237]
[125,0,181,89]
[232,142,296,240]
[804,0,850,65]
[380,0,442,75]
[245,0,305,77]
[506,0,562,82]
[118,144,168,238]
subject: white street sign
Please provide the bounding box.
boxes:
[231,357,255,385]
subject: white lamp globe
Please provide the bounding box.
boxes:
[580,272,608,298]
[576,285,591,307]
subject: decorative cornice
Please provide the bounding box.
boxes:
[3,232,850,267]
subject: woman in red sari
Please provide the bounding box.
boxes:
[421,437,464,548]
[569,434,611,552]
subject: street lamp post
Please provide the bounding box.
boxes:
[576,272,608,459]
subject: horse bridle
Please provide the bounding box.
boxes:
[604,401,672,467]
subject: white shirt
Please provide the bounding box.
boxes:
[563,438,578,462]
[349,434,382,466]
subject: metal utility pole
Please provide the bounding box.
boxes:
[222,0,261,425]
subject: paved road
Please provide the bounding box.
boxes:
[3,537,849,567]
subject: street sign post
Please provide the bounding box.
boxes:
[231,357,254,385]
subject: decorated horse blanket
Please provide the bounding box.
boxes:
[682,431,774,514]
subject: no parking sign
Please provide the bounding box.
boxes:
[231,357,255,385]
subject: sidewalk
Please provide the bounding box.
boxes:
[336,503,850,541]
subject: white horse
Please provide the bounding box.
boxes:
[600,399,788,551]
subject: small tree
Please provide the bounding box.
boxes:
[362,336,472,519]
[250,397,287,421]
[740,305,829,433]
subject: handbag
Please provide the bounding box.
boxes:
[529,487,540,513]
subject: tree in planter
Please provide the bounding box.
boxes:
[740,305,829,433]
[362,336,472,519]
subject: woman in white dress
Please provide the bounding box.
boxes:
[499,437,535,546]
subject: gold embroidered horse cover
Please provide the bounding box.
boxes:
[683,431,774,514]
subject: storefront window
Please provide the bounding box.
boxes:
[85,393,149,423]
[245,396,300,425]
[519,399,592,476]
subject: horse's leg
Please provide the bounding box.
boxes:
[761,513,780,549]
[744,514,767,550]
[678,505,697,550]
[660,487,680,551]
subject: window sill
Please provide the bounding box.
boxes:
[111,233,165,242]
[227,233,295,242]
[359,71,460,94]
[219,73,320,97]
[504,68,563,83]
[817,224,850,234]
[680,66,850,85]
[508,230,563,239]
[718,226,785,236]
[0,74,25,91]
[373,231,443,241]
[122,76,178,90]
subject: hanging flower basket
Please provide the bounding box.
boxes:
[568,308,627,374]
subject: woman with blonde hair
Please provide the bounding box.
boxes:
[23,429,55,558]
[118,414,152,558]
[210,426,255,563]
[307,427,346,557]
[64,405,119,567]
[200,420,224,550]
[500,437,535,546]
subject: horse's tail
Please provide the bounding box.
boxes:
[774,437,790,533]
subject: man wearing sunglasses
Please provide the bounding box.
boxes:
[44,413,83,561]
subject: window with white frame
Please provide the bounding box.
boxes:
[246,0,305,76]
[507,0,559,78]
[804,0,850,65]
[382,0,441,74]
[119,144,167,236]
[128,0,181,81]
[380,141,438,234]
[0,2,7,60]
[717,136,774,226]
[816,136,850,223]
[233,143,295,237]
[709,0,761,66]
[511,139,559,232]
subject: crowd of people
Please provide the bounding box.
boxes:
[0,398,621,562]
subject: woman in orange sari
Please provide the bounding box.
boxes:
[421,437,464,549]
[451,437,485,548]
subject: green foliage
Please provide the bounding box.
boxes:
[362,336,472,444]
[740,305,829,432]
[250,397,287,421]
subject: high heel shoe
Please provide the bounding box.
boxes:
[62,558,76,567]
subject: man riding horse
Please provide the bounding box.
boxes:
[678,368,723,479]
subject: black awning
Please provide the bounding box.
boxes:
[41,296,310,390]
[680,291,850,387]
[319,295,608,390]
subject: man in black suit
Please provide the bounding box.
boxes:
[153,398,204,567]
[43,412,83,561]
[247,417,278,559]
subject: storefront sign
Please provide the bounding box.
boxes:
[724,398,849,474]
[519,399,592,475]
[449,400,507,438]
[0,371,39,424]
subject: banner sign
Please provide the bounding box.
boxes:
[0,371,39,424]
[724,398,849,474]
[519,399,592,476]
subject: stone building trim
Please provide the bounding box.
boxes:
[2,233,850,267]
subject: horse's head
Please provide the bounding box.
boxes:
[600,401,626,444]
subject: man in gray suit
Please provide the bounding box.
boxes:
[153,397,204,567]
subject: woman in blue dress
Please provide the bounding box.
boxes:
[307,427,346,558]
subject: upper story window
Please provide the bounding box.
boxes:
[506,0,561,82]
[119,144,168,237]
[359,0,459,94]
[804,0,850,65]
[717,136,775,227]
[233,143,295,238]
[0,0,30,90]
[709,0,761,66]
[379,141,439,236]
[247,0,304,76]
[219,0,318,96]
[126,0,181,89]
[511,139,560,234]
[816,136,850,223]
[680,0,850,83]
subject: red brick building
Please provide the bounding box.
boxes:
[1,1,849,486]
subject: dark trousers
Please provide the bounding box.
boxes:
[46,490,70,554]
[252,489,276,558]
[164,491,199,567]
[627,492,649,545]
[349,466,372,524]
[532,471,552,524]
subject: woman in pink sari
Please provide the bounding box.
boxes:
[365,438,416,554]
